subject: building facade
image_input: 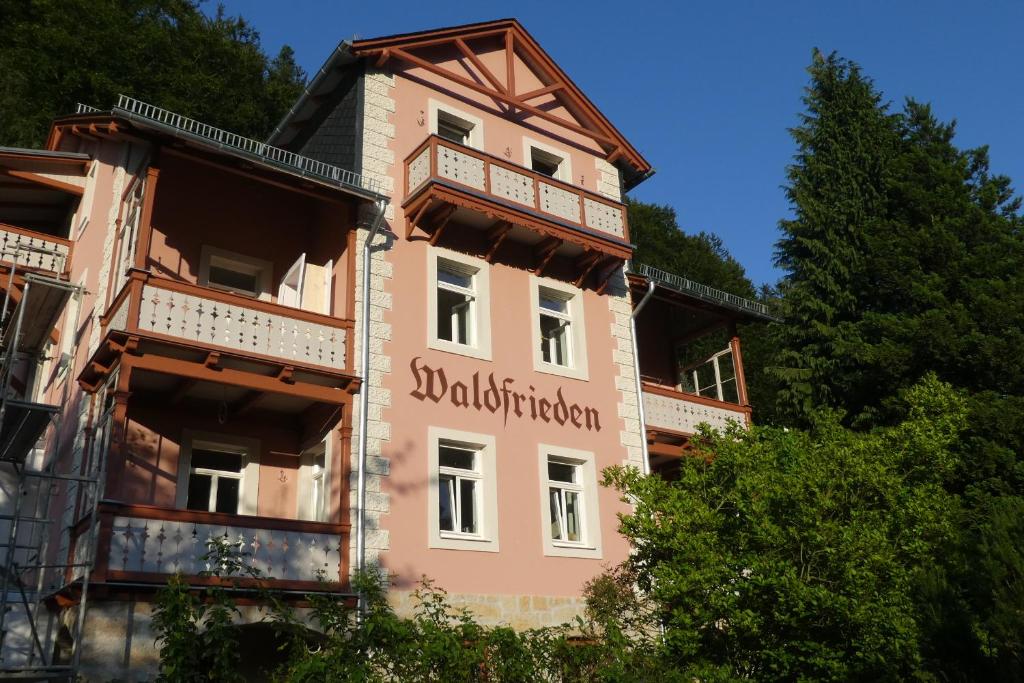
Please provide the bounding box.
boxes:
[0,19,772,681]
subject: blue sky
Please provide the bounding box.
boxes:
[212,0,1024,287]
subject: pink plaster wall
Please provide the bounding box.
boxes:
[377,44,634,598]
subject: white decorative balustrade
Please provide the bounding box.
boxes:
[107,515,343,582]
[105,275,351,371]
[643,385,748,434]
[404,136,629,242]
[0,224,71,274]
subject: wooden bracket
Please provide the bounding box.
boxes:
[484,221,512,263]
[533,237,562,275]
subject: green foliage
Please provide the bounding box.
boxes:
[0,0,306,147]
[602,375,967,681]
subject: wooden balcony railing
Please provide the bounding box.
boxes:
[73,502,347,588]
[404,135,629,242]
[103,270,353,372]
[642,382,751,435]
[0,222,73,276]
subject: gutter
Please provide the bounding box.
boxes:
[629,274,656,476]
[355,197,389,613]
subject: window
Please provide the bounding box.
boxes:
[679,346,739,404]
[547,459,583,544]
[199,246,272,301]
[523,137,572,183]
[538,288,572,367]
[113,181,143,294]
[530,276,588,380]
[186,446,245,514]
[538,445,601,559]
[438,443,480,535]
[428,427,499,552]
[427,246,492,360]
[437,111,473,146]
[297,440,331,522]
[176,432,260,515]
[429,100,484,150]
[531,148,562,178]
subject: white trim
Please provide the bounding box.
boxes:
[428,99,484,150]
[426,245,492,361]
[427,426,499,552]
[198,245,273,302]
[297,438,330,522]
[175,430,260,516]
[537,444,602,559]
[522,136,573,184]
[529,275,589,381]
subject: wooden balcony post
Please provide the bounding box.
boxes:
[729,322,749,409]
[133,163,160,271]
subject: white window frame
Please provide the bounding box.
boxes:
[679,345,739,404]
[529,275,588,381]
[522,136,573,184]
[428,427,499,552]
[537,444,602,559]
[296,437,331,522]
[198,245,273,301]
[175,431,260,516]
[426,246,492,361]
[113,180,144,296]
[76,161,97,236]
[429,99,484,150]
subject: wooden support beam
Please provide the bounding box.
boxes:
[428,206,457,246]
[595,258,623,295]
[484,221,512,263]
[387,47,616,147]
[505,30,516,97]
[573,250,602,288]
[169,378,198,405]
[231,390,265,416]
[454,38,507,95]
[648,441,685,460]
[407,199,433,240]
[126,352,347,405]
[518,83,564,101]
[0,170,84,196]
[204,351,221,368]
[276,365,294,383]
[533,237,561,275]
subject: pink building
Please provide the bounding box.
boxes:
[0,19,773,681]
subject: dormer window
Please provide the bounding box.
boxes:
[429,100,484,150]
[523,137,572,183]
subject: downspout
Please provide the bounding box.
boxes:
[355,197,388,606]
[629,274,656,476]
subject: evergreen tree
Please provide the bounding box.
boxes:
[0,0,306,147]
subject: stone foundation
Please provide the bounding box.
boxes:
[388,590,588,631]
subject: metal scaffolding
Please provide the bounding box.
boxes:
[0,246,96,682]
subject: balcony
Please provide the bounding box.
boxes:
[104,270,352,374]
[642,381,750,435]
[402,136,632,285]
[73,502,347,590]
[0,222,73,277]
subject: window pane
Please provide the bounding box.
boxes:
[437,115,472,145]
[437,289,470,344]
[539,294,568,314]
[191,449,243,472]
[215,477,240,514]
[564,491,582,542]
[459,478,477,534]
[439,445,475,470]
[438,476,454,531]
[694,363,718,397]
[721,377,740,404]
[208,265,258,295]
[718,352,736,382]
[186,473,211,511]
[437,266,472,289]
[549,488,563,540]
[540,315,569,366]
[548,461,576,483]
[313,452,326,473]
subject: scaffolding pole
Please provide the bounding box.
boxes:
[0,246,95,682]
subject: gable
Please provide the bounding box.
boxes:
[350,19,650,176]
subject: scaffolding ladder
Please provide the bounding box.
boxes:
[0,247,97,682]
